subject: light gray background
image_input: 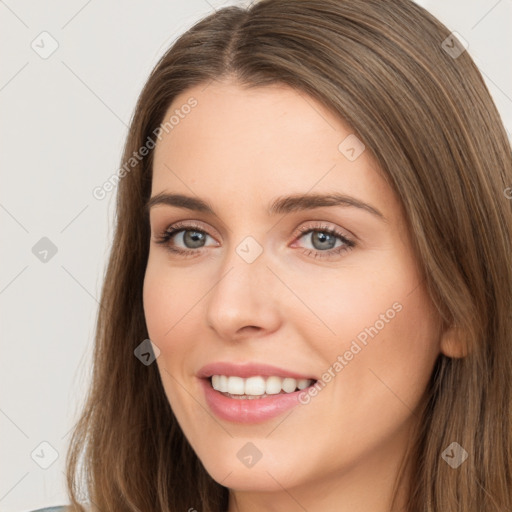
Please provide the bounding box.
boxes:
[1,1,511,511]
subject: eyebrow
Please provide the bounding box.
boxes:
[145,192,386,221]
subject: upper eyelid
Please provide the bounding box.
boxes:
[160,221,354,245]
[162,220,219,240]
[150,211,355,236]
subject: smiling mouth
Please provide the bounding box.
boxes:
[208,375,317,399]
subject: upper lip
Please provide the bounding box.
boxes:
[197,362,317,381]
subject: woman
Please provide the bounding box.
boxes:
[37,0,512,510]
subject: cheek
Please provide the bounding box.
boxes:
[143,267,173,341]
[142,258,204,418]
[142,255,203,342]
[365,284,441,388]
[324,273,440,425]
[298,248,440,405]
[280,255,414,358]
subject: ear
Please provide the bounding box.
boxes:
[439,323,468,358]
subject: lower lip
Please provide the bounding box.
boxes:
[200,378,312,423]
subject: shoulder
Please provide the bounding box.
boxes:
[28,507,69,512]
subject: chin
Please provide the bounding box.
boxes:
[204,460,301,492]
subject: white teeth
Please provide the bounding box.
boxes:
[227,376,245,395]
[218,375,228,392]
[245,376,266,395]
[282,378,297,393]
[265,376,282,395]
[297,378,310,390]
[210,375,315,396]
[211,374,229,392]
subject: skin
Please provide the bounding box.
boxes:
[143,80,460,512]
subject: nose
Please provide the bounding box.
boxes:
[205,240,282,342]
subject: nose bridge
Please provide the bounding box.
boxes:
[205,233,281,338]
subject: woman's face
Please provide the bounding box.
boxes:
[143,80,445,506]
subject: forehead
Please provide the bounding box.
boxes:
[151,81,393,214]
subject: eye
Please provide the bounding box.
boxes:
[153,221,218,257]
[153,221,356,260]
[292,223,355,259]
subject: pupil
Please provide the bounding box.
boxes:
[312,231,336,250]
[184,230,205,248]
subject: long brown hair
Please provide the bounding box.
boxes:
[65,0,512,510]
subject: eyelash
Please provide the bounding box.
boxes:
[154,221,356,260]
